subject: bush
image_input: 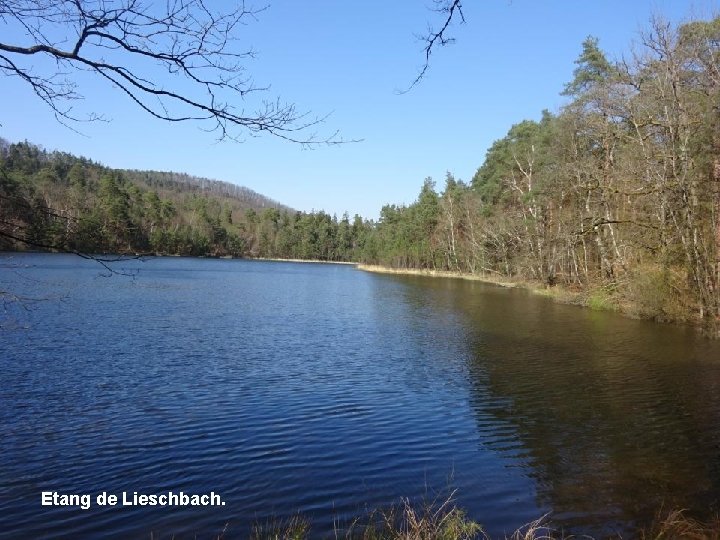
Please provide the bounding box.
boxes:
[623,264,693,322]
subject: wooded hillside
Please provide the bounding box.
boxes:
[364,17,720,333]
[0,139,374,260]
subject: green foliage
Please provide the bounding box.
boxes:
[587,288,616,312]
[562,36,615,96]
[0,140,374,261]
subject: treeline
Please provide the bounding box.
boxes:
[0,141,374,260]
[364,17,720,332]
[2,16,719,332]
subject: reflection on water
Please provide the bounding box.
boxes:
[396,275,720,536]
[1,254,720,538]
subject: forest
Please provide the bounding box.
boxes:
[0,138,375,261]
[1,16,719,333]
[366,16,720,334]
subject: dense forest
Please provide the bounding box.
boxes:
[0,139,375,260]
[1,16,719,333]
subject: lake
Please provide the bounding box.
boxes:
[2,253,720,538]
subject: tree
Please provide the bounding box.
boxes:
[562,36,616,97]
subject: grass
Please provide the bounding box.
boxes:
[586,286,617,312]
[356,264,530,289]
[219,496,720,540]
[342,495,482,540]
[640,509,720,540]
[250,515,311,540]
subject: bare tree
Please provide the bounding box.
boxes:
[0,0,342,145]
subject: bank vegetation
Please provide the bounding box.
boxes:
[243,499,720,540]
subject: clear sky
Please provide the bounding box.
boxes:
[1,1,717,219]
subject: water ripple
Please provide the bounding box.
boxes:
[2,255,720,538]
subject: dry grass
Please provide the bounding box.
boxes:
[252,257,357,265]
[639,509,720,540]
[243,506,720,540]
[245,496,572,540]
[342,494,483,540]
[356,264,523,288]
[504,516,562,540]
[249,515,311,540]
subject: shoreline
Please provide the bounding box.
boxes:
[356,264,720,337]
[355,263,671,322]
[7,251,714,336]
[356,263,581,299]
[249,257,357,265]
[356,264,523,288]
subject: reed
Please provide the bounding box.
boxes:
[240,505,720,540]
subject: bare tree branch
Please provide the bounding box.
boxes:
[0,179,145,278]
[0,0,347,145]
[402,0,465,93]
[0,225,144,276]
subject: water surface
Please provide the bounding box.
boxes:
[2,253,720,538]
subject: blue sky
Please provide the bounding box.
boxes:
[1,1,716,219]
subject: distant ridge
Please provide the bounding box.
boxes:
[121,169,294,213]
[0,137,292,213]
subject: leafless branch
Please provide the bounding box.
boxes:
[402,0,465,93]
[0,0,347,145]
[0,225,145,276]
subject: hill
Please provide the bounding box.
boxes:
[0,139,372,259]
